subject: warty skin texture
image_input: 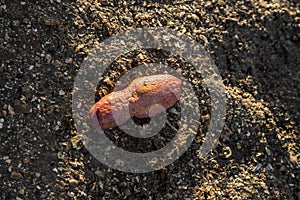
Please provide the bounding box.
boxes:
[88,74,182,129]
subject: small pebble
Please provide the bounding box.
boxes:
[69,179,79,185]
[11,171,23,180]
[0,5,6,10]
[45,54,52,63]
[67,192,75,198]
[54,125,60,131]
[65,57,73,64]
[59,90,65,96]
[115,159,124,166]
[8,105,15,115]
[35,172,41,178]
[2,156,9,160]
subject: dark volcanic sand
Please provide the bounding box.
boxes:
[0,0,299,199]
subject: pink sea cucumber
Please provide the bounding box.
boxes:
[88,74,182,129]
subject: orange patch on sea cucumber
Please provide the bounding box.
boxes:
[135,84,160,96]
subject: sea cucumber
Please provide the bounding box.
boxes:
[88,74,182,129]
